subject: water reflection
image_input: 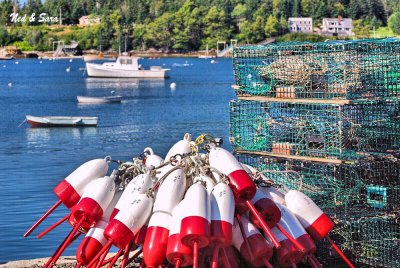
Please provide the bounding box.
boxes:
[85,77,166,91]
[26,127,98,144]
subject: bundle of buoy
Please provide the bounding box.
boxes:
[24,133,354,268]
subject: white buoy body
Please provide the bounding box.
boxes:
[170,82,176,90]
[112,172,153,219]
[164,133,192,161]
[153,168,186,214]
[285,190,334,241]
[210,182,235,246]
[53,158,109,208]
[260,186,286,205]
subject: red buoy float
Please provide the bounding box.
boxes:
[232,216,274,267]
[24,157,109,237]
[249,188,281,228]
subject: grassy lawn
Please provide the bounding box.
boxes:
[370,27,398,38]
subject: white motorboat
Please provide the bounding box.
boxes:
[26,115,98,127]
[86,55,170,78]
[77,95,122,104]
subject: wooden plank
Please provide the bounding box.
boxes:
[235,150,349,164]
[231,85,240,90]
[237,95,353,105]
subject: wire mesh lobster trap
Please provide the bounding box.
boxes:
[237,154,400,217]
[237,153,400,267]
[233,38,400,99]
[230,99,400,160]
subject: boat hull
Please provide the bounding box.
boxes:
[77,96,122,104]
[26,115,98,128]
[86,63,169,78]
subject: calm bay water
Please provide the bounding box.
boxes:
[0,57,235,263]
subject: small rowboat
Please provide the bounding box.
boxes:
[77,95,122,104]
[26,115,98,128]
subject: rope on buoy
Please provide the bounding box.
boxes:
[17,119,27,127]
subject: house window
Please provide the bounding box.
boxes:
[329,28,333,30]
[345,28,350,31]
[338,28,342,31]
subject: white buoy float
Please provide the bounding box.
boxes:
[170,82,177,90]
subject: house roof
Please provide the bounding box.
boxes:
[288,17,312,21]
[323,18,353,28]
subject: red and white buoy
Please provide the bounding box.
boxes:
[232,216,274,267]
[180,182,210,268]
[166,200,193,267]
[87,193,153,267]
[259,186,286,205]
[210,182,235,247]
[24,157,109,237]
[44,172,116,268]
[209,145,280,248]
[285,190,354,268]
[75,190,122,266]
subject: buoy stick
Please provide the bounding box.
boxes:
[220,248,232,268]
[326,235,354,268]
[50,217,85,266]
[211,246,219,268]
[87,241,113,268]
[75,262,82,268]
[107,248,123,268]
[126,247,143,266]
[24,199,63,237]
[193,241,199,268]
[307,254,321,268]
[236,213,255,262]
[43,232,81,268]
[310,254,322,268]
[175,258,181,268]
[37,213,70,239]
[263,259,274,268]
[245,200,280,248]
[96,245,113,268]
[291,260,298,268]
[276,223,306,252]
[120,243,131,268]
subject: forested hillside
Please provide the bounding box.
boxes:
[1,0,400,51]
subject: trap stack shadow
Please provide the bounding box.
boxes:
[230,38,400,268]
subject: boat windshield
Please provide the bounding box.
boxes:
[119,58,132,65]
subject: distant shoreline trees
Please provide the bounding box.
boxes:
[0,0,398,51]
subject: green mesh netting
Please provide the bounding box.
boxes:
[233,38,400,99]
[230,100,400,160]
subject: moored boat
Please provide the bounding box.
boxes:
[86,55,170,78]
[26,115,98,127]
[77,95,122,104]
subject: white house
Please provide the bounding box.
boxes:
[288,17,313,33]
[320,17,354,36]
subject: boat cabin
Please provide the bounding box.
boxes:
[115,56,140,70]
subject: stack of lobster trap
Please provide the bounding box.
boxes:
[230,38,400,267]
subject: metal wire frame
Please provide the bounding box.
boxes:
[233,38,400,99]
[230,99,400,160]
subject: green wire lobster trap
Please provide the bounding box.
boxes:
[237,154,400,217]
[237,154,400,267]
[233,38,400,100]
[230,99,400,160]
